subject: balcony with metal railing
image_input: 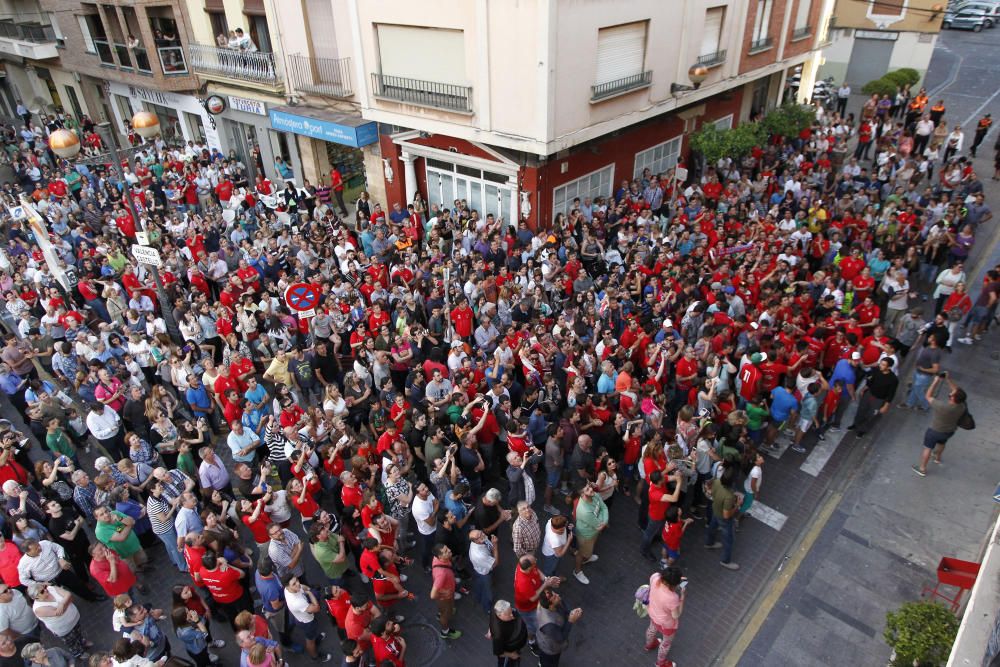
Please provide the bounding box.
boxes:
[697,50,727,68]
[0,13,59,59]
[371,73,472,113]
[590,70,652,102]
[749,36,774,53]
[189,43,279,86]
[288,54,353,98]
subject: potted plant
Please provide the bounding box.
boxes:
[884,601,959,666]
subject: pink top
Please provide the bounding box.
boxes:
[647,573,681,631]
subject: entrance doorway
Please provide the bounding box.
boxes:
[425,158,513,220]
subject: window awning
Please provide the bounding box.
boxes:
[268,106,378,148]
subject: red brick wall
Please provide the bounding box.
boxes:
[378,133,407,208]
[739,0,786,74]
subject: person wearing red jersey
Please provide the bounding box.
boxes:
[199,551,252,628]
[450,299,475,341]
[738,352,766,402]
[215,176,234,204]
[371,616,407,667]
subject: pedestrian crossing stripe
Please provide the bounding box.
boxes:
[747,501,788,531]
[800,431,845,477]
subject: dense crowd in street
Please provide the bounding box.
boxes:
[0,88,994,667]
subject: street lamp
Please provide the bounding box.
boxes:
[671,65,710,95]
[52,113,181,340]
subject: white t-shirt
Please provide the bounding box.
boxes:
[285,587,313,623]
[744,465,762,495]
[541,521,568,557]
[411,493,437,536]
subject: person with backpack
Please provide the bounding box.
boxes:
[912,373,970,477]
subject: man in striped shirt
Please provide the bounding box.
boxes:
[145,480,188,572]
[267,523,306,582]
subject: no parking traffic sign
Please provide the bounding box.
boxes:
[285,282,320,312]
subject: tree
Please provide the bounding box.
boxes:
[883,601,958,667]
[689,122,764,165]
[760,104,816,139]
[862,77,898,98]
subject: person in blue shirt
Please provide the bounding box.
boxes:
[767,377,800,447]
[828,352,861,430]
[184,374,218,432]
[596,361,618,395]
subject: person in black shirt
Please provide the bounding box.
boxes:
[43,499,92,582]
[490,600,528,665]
[850,357,900,437]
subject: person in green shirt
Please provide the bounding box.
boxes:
[745,398,769,446]
[705,465,739,570]
[572,483,608,585]
[44,418,77,463]
[176,441,197,479]
[63,168,82,195]
[308,522,349,585]
[93,505,146,567]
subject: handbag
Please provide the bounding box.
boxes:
[633,584,650,618]
[957,407,976,431]
[947,307,964,322]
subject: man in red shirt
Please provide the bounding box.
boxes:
[198,551,251,625]
[215,177,234,204]
[329,165,347,215]
[641,470,682,561]
[738,352,765,402]
[345,596,377,653]
[450,300,474,341]
[89,543,137,597]
[370,616,406,667]
[513,554,559,650]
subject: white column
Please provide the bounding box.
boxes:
[401,152,418,204]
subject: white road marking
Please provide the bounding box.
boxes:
[747,501,788,531]
[963,86,1000,128]
[800,432,845,477]
[764,435,794,460]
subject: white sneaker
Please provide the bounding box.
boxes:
[958,337,974,345]
[586,554,599,564]
[573,570,590,584]
[454,592,462,600]
[400,574,408,583]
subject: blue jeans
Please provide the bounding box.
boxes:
[540,553,560,576]
[906,371,932,410]
[471,571,493,614]
[705,514,735,564]
[156,526,188,572]
[640,519,665,557]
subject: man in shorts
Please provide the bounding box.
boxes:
[282,575,332,662]
[912,374,968,477]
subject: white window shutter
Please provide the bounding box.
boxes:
[595,22,646,85]
[795,0,811,30]
[701,8,724,57]
[78,16,95,54]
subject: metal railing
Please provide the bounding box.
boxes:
[93,39,115,65]
[697,50,727,67]
[189,42,278,84]
[791,26,812,40]
[158,46,188,75]
[0,19,56,43]
[749,36,774,52]
[371,73,472,113]
[288,54,353,98]
[590,70,652,101]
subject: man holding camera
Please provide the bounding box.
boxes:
[912,373,968,477]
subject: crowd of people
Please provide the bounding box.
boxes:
[0,86,992,667]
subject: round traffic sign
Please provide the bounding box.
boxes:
[285,282,321,312]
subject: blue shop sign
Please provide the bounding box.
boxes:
[268,108,378,148]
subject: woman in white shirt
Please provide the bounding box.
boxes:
[29,584,88,658]
[540,515,574,576]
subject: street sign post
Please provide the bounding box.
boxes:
[130,244,163,268]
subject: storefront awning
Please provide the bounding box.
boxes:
[268,106,378,149]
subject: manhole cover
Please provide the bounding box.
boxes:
[399,619,444,666]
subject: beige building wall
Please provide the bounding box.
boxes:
[832,0,944,32]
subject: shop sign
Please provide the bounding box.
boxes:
[228,95,266,116]
[127,85,174,106]
[268,109,378,148]
[855,30,899,40]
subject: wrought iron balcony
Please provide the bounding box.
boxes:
[590,70,652,101]
[189,42,278,85]
[288,54,353,98]
[697,50,727,67]
[749,36,774,53]
[791,26,812,40]
[371,73,472,113]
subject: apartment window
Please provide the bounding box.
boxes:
[595,22,647,86]
[552,165,614,219]
[714,115,734,130]
[871,0,903,16]
[207,11,227,41]
[248,15,272,53]
[794,0,812,30]
[77,15,96,53]
[634,136,682,179]
[378,25,466,85]
[305,0,338,60]
[64,86,83,118]
[700,8,725,62]
[752,0,773,42]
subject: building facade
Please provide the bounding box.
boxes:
[818,0,944,88]
[323,0,831,229]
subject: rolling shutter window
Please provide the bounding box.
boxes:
[306,0,338,60]
[701,8,724,57]
[795,0,812,29]
[595,22,646,85]
[754,0,773,40]
[378,25,465,85]
[77,15,95,53]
